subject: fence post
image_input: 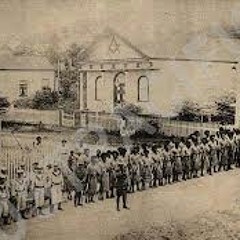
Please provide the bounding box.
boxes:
[73,112,75,128]
[59,108,63,127]
[86,110,89,129]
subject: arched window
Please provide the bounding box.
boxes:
[138,76,149,102]
[95,76,103,100]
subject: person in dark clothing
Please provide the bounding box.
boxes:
[115,161,129,211]
[74,163,87,207]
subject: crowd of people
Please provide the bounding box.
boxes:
[0,127,240,225]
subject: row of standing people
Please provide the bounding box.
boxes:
[1,128,239,223]
[66,128,240,210]
[0,161,64,225]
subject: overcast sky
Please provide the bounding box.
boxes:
[1,0,240,111]
[1,0,240,57]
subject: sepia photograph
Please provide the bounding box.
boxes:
[1,0,240,239]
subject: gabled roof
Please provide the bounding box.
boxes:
[82,28,150,62]
[0,53,54,71]
[80,28,239,65]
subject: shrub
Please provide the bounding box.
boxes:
[114,103,142,116]
[0,96,10,113]
[59,96,78,114]
[13,97,33,109]
[32,87,59,110]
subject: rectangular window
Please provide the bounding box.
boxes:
[42,78,50,89]
[19,81,28,97]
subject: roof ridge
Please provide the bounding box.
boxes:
[0,54,54,70]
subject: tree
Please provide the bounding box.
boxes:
[58,44,87,100]
[214,93,235,124]
[175,100,201,121]
[66,43,88,67]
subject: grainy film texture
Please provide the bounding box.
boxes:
[1,1,240,240]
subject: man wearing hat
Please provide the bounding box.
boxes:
[50,163,64,212]
[20,162,29,181]
[33,136,44,165]
[74,161,87,207]
[0,167,8,186]
[56,139,69,170]
[115,160,129,211]
[29,162,38,190]
[208,135,218,175]
[86,156,99,203]
[33,164,45,216]
[14,169,28,218]
[162,144,172,185]
[0,173,10,224]
[68,150,78,172]
[83,148,91,163]
[45,164,53,206]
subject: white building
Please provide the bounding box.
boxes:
[0,53,56,103]
[77,29,237,118]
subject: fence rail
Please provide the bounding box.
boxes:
[161,118,222,136]
[74,110,161,132]
[73,111,224,137]
[3,108,60,126]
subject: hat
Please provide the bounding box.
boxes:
[179,142,185,149]
[118,159,124,165]
[17,169,24,174]
[53,162,59,167]
[36,164,43,170]
[168,142,175,149]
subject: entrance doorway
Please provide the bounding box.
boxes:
[113,72,126,108]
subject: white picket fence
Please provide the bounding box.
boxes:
[62,111,75,128]
[0,133,56,183]
[3,108,60,125]
[161,118,222,137]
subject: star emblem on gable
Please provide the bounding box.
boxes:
[109,36,120,54]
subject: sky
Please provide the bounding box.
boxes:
[1,0,240,111]
[1,0,240,58]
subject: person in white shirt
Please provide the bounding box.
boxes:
[50,164,64,213]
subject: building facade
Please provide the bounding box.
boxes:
[77,30,238,118]
[0,54,55,103]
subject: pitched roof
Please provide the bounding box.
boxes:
[0,53,54,71]
[82,28,150,62]
[81,28,239,64]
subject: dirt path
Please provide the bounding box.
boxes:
[24,169,240,240]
